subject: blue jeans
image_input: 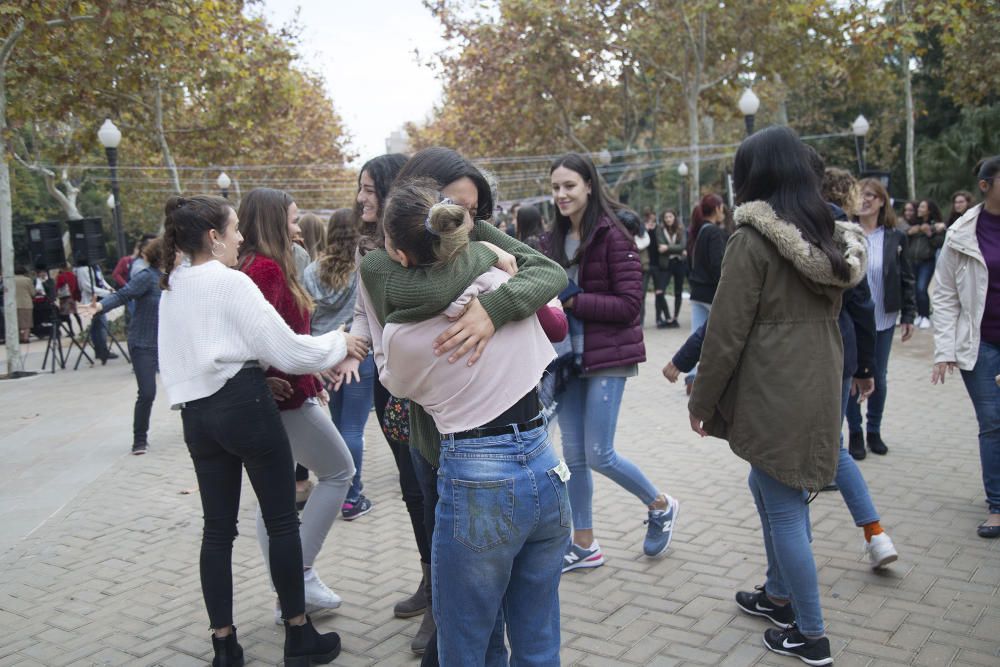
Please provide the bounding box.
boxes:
[838,377,879,526]
[914,259,936,318]
[686,300,711,383]
[130,345,158,443]
[846,326,894,435]
[558,375,659,529]
[434,421,569,666]
[91,312,110,359]
[960,342,1000,513]
[329,353,375,503]
[748,466,825,638]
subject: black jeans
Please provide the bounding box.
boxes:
[181,367,304,629]
[91,312,110,359]
[374,379,431,563]
[129,344,157,443]
[664,258,687,319]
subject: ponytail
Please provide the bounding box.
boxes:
[159,194,232,290]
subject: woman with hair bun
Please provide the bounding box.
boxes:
[357,178,568,665]
[157,194,367,665]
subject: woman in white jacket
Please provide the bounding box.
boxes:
[932,156,1000,539]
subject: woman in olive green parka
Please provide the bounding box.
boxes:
[688,127,866,665]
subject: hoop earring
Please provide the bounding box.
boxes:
[211,240,226,258]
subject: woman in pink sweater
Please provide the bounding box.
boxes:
[358,180,569,666]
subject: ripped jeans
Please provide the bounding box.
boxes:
[558,375,660,529]
[434,420,569,665]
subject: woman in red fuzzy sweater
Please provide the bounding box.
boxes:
[238,188,357,624]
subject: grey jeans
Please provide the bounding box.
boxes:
[256,398,355,571]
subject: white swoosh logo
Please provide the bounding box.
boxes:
[783,639,805,649]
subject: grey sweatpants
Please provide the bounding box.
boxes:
[256,398,355,572]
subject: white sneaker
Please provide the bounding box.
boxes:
[865,533,898,569]
[918,316,931,329]
[304,568,343,609]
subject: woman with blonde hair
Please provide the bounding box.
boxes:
[237,187,358,625]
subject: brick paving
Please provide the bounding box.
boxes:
[0,307,997,666]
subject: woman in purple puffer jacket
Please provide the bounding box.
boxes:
[548,152,680,572]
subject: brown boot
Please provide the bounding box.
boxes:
[393,562,428,618]
[410,562,435,654]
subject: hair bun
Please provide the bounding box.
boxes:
[164,195,187,216]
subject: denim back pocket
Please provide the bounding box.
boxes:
[451,478,515,552]
[546,469,572,528]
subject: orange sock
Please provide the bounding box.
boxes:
[863,521,883,542]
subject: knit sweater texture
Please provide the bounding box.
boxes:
[357,220,568,465]
[241,254,321,410]
[158,259,347,407]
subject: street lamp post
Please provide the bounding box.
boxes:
[738,88,761,137]
[852,114,870,174]
[216,172,231,199]
[97,119,126,259]
[677,162,689,223]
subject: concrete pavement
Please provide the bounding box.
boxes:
[0,302,997,666]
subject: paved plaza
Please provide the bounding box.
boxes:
[1,302,998,666]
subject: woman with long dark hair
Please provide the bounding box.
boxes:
[947,190,975,227]
[158,194,365,665]
[515,204,548,251]
[659,209,686,327]
[345,146,568,662]
[236,187,358,625]
[846,179,916,458]
[547,152,679,571]
[690,127,866,665]
[908,198,945,329]
[932,156,1000,538]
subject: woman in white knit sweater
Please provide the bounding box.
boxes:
[157,195,367,666]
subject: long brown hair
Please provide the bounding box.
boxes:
[317,208,359,289]
[858,178,897,229]
[236,188,311,311]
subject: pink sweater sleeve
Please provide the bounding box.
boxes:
[536,305,568,342]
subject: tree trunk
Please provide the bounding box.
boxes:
[155,80,182,194]
[774,72,789,125]
[0,25,24,374]
[902,54,916,200]
[687,88,700,213]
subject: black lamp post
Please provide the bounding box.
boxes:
[738,88,760,137]
[217,171,231,199]
[852,114,870,174]
[98,119,126,259]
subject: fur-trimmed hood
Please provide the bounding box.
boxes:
[734,201,866,290]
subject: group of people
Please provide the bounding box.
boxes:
[50,126,999,667]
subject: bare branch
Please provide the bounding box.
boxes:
[0,18,26,68]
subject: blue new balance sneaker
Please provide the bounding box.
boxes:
[642,494,679,557]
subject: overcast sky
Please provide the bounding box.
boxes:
[260,0,448,164]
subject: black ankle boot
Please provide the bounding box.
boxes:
[211,628,244,667]
[848,432,866,460]
[867,432,889,455]
[284,616,341,666]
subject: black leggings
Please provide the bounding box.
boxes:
[374,379,431,564]
[181,367,305,628]
[663,259,686,320]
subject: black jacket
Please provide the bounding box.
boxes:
[688,223,725,304]
[880,227,917,324]
[839,277,876,379]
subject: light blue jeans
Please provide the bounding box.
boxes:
[838,377,879,526]
[748,466,825,638]
[558,375,659,529]
[328,353,375,504]
[960,341,1000,513]
[434,421,569,665]
[686,300,711,384]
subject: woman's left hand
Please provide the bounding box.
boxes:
[689,412,707,437]
[78,301,102,317]
[900,323,914,342]
[433,298,496,365]
[479,241,518,276]
[317,388,330,407]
